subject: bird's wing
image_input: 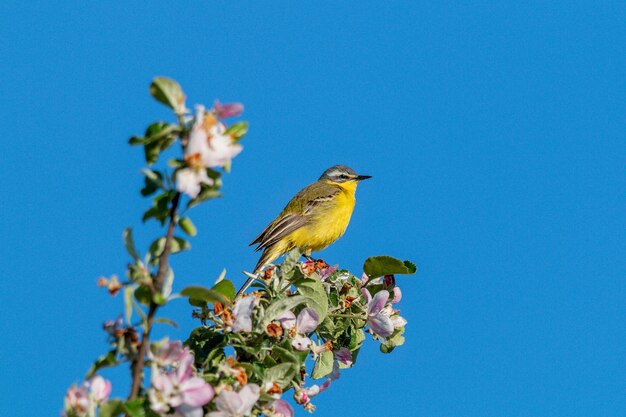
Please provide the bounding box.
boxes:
[250,182,340,251]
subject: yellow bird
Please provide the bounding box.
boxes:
[238,165,371,296]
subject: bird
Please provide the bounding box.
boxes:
[237,164,371,297]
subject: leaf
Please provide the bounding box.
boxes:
[140,169,164,197]
[154,317,178,328]
[134,285,152,306]
[149,77,185,113]
[224,121,248,141]
[123,286,133,324]
[149,236,190,258]
[263,295,307,325]
[123,398,146,417]
[180,286,230,305]
[349,328,366,350]
[280,249,303,277]
[86,350,117,378]
[178,217,197,237]
[100,400,124,417]
[187,184,221,209]
[311,350,334,379]
[123,228,140,261]
[292,277,328,323]
[272,346,299,364]
[212,279,235,303]
[264,363,297,389]
[363,256,418,278]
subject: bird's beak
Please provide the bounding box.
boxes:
[356,175,372,181]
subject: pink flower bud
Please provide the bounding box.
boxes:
[293,389,309,405]
[213,100,244,118]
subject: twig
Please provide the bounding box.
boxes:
[127,192,181,401]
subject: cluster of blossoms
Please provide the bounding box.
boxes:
[148,339,214,417]
[63,376,111,417]
[176,102,244,198]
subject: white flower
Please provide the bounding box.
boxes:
[176,168,213,198]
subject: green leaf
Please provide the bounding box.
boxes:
[149,77,185,113]
[212,279,236,303]
[86,350,117,378]
[178,217,197,237]
[224,121,248,141]
[272,346,299,364]
[154,317,178,328]
[123,398,146,417]
[292,277,328,323]
[123,228,140,261]
[140,169,165,197]
[280,249,303,277]
[134,285,152,306]
[123,286,133,324]
[142,122,179,165]
[180,286,230,305]
[100,400,124,417]
[264,363,297,389]
[149,236,190,258]
[349,328,366,350]
[363,256,418,278]
[263,295,307,325]
[311,350,334,379]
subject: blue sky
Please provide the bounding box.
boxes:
[1,1,624,416]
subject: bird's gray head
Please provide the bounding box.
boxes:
[319,165,372,183]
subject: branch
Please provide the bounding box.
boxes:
[128,192,181,401]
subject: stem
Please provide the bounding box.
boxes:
[328,313,366,320]
[127,192,181,401]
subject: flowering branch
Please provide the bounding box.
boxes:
[62,77,417,417]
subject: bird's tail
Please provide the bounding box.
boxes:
[236,244,286,298]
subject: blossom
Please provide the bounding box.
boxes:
[63,385,90,417]
[213,100,244,119]
[176,105,243,197]
[231,296,256,333]
[97,275,122,296]
[277,308,319,351]
[63,375,112,417]
[150,338,185,367]
[176,167,213,198]
[148,349,214,417]
[87,376,111,404]
[208,384,260,417]
[271,399,294,417]
[362,288,394,337]
[334,348,353,367]
[391,286,402,304]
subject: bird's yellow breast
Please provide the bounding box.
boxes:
[289,180,357,251]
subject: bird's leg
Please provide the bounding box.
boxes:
[301,248,314,262]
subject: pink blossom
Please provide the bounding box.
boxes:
[209,384,260,417]
[63,385,90,417]
[213,100,244,119]
[276,308,319,350]
[148,349,214,417]
[176,168,213,199]
[293,389,308,405]
[362,288,394,337]
[231,296,256,333]
[272,399,294,417]
[150,338,185,367]
[334,348,353,367]
[391,287,402,304]
[87,376,111,404]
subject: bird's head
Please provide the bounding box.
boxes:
[319,165,372,183]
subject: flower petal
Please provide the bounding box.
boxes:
[232,296,256,333]
[180,377,214,407]
[361,287,372,305]
[334,348,353,367]
[391,287,402,304]
[292,336,313,351]
[296,308,319,334]
[368,314,394,337]
[368,290,390,316]
[276,310,296,330]
[273,399,294,417]
[238,384,260,415]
